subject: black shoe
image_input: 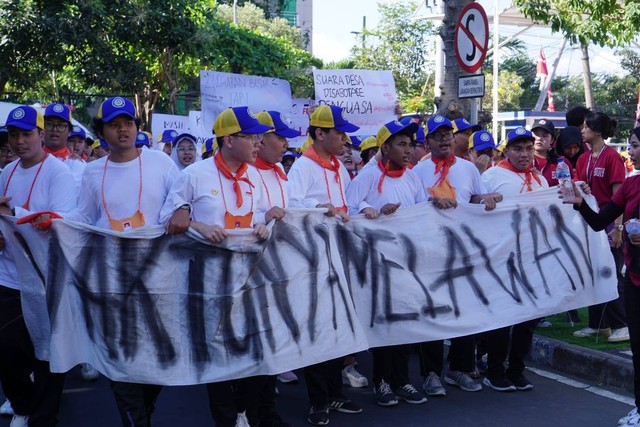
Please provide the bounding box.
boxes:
[307,406,329,426]
[507,372,533,391]
[482,374,516,392]
[328,397,362,414]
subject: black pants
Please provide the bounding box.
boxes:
[0,286,65,427]
[372,344,410,388]
[419,335,475,376]
[588,246,627,330]
[110,381,163,427]
[624,277,640,408]
[486,319,537,377]
[206,380,238,427]
[235,375,270,426]
[304,357,344,407]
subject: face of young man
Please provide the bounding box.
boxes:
[382,134,411,170]
[336,144,356,172]
[101,115,137,154]
[67,136,85,155]
[453,129,472,157]
[176,139,196,167]
[162,143,172,155]
[44,117,71,150]
[409,142,428,165]
[0,145,17,168]
[427,127,454,159]
[259,133,288,164]
[7,127,45,167]
[533,128,554,155]
[227,133,261,163]
[317,128,347,156]
[629,133,640,170]
[505,139,535,171]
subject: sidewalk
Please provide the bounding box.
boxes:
[529,334,634,393]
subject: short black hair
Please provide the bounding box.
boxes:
[384,129,414,146]
[216,136,225,150]
[565,106,590,127]
[308,126,332,142]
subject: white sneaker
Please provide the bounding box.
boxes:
[573,327,611,338]
[0,399,14,416]
[341,364,368,388]
[609,327,630,343]
[235,411,250,427]
[80,363,100,381]
[619,407,639,425]
[10,415,29,427]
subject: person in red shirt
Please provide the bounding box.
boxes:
[574,112,629,342]
[531,119,560,186]
[562,126,640,426]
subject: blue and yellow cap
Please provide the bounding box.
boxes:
[256,111,300,138]
[452,118,481,134]
[360,136,378,151]
[6,106,44,130]
[91,138,108,150]
[213,106,273,137]
[470,130,495,151]
[376,120,419,146]
[44,103,72,124]
[68,125,87,140]
[202,137,217,154]
[158,129,178,143]
[97,97,136,123]
[426,115,453,135]
[135,131,152,148]
[347,135,362,148]
[309,105,359,133]
[505,127,535,146]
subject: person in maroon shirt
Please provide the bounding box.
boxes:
[532,119,560,186]
[574,112,629,342]
[562,127,640,426]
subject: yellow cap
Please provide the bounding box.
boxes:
[360,136,378,151]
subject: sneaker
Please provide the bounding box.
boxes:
[422,371,446,397]
[236,411,250,427]
[307,406,329,426]
[445,370,482,392]
[507,372,533,391]
[342,365,368,388]
[609,327,631,343]
[328,397,362,414]
[0,399,14,416]
[375,380,399,407]
[537,318,552,328]
[80,363,100,381]
[573,327,612,338]
[482,374,516,392]
[394,384,427,404]
[277,371,299,384]
[619,407,639,425]
[10,415,29,427]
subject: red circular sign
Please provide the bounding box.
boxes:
[454,3,489,73]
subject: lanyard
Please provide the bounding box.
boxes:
[3,154,48,210]
[217,167,254,214]
[101,150,143,223]
[586,145,605,185]
[256,168,286,208]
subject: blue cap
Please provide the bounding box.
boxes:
[505,127,535,146]
[213,106,273,137]
[452,118,481,134]
[69,125,86,140]
[97,96,136,123]
[426,115,453,135]
[44,103,73,124]
[470,130,495,151]
[376,119,419,145]
[202,137,216,154]
[282,150,297,159]
[309,105,360,133]
[415,127,426,144]
[135,131,151,148]
[256,110,301,138]
[347,135,362,147]
[158,129,179,143]
[171,132,197,147]
[6,106,44,130]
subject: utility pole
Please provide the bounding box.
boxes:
[351,16,367,50]
[581,44,595,109]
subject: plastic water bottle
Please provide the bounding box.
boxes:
[556,157,576,202]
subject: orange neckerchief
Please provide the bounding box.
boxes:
[43,146,71,160]
[303,145,341,183]
[431,155,456,187]
[253,156,288,181]
[214,152,253,208]
[377,160,406,193]
[498,159,542,192]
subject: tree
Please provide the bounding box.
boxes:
[347,1,436,114]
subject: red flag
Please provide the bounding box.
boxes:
[547,85,555,112]
[536,48,548,91]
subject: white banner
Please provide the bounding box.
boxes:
[200,71,292,139]
[188,111,212,146]
[151,113,190,149]
[313,69,398,135]
[3,190,617,385]
[288,99,312,148]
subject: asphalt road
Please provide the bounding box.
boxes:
[0,350,633,427]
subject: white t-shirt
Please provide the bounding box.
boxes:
[346,163,427,214]
[287,155,351,209]
[0,155,77,290]
[250,163,289,209]
[412,157,486,202]
[69,149,179,229]
[481,164,549,196]
[160,157,268,227]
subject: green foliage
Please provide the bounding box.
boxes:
[513,0,640,47]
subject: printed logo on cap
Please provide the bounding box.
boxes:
[434,115,445,123]
[53,104,64,113]
[12,109,25,120]
[539,119,547,124]
[341,109,348,122]
[247,108,256,119]
[480,133,491,142]
[461,119,470,125]
[280,113,290,125]
[394,120,403,127]
[111,97,126,108]
[73,125,81,132]
[170,130,178,138]
[515,128,526,135]
[137,133,145,141]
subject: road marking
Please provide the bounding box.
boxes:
[528,367,635,406]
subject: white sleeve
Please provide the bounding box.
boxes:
[159,170,194,225]
[14,167,77,218]
[287,162,320,209]
[64,171,100,224]
[470,165,487,196]
[345,173,373,215]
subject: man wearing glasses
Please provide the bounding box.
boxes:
[43,103,86,190]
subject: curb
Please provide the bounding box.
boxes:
[529,334,634,393]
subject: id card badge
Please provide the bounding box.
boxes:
[109,210,146,232]
[336,206,348,214]
[224,211,253,229]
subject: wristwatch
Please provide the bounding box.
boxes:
[616,224,624,231]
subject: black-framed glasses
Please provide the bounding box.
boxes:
[428,132,454,142]
[44,122,69,131]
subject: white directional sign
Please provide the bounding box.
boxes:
[454,3,489,73]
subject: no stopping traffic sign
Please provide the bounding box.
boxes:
[454,3,489,73]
